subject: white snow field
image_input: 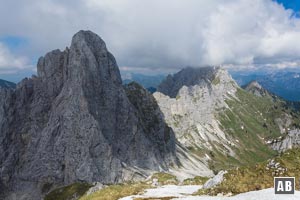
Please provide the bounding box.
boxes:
[120,186,300,200]
[119,185,202,199]
[175,188,300,200]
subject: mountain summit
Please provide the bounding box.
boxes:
[157,67,220,98]
[242,80,270,97]
[0,30,177,200]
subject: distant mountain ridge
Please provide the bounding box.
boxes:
[231,70,300,101]
[122,73,165,90]
[157,66,219,98]
[0,79,16,89]
[242,80,270,97]
[243,80,300,111]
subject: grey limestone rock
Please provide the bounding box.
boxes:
[154,67,238,154]
[157,66,219,98]
[243,80,279,101]
[203,170,227,189]
[0,30,177,200]
[154,67,237,179]
[86,182,104,196]
[270,129,300,152]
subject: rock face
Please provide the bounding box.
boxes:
[154,67,238,154]
[124,82,176,155]
[0,30,177,200]
[153,67,237,178]
[269,129,300,152]
[157,67,219,98]
[243,81,270,97]
[203,170,227,189]
[243,80,281,102]
[154,66,300,174]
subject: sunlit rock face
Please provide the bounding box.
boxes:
[154,67,238,152]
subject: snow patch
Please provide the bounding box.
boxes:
[174,188,300,200]
[120,185,202,200]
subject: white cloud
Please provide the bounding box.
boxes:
[0,43,32,74]
[0,0,300,74]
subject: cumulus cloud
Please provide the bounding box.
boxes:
[0,43,32,74]
[0,0,300,74]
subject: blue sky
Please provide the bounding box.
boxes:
[0,36,33,82]
[1,0,300,83]
[0,36,28,49]
[276,0,300,14]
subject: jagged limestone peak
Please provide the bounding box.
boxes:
[157,66,237,98]
[157,66,217,97]
[246,80,263,90]
[243,80,270,97]
[153,67,238,177]
[71,30,107,50]
[0,30,177,200]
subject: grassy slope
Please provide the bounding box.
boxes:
[196,148,300,195]
[44,182,150,200]
[182,176,209,185]
[44,183,92,200]
[210,88,300,171]
[44,173,180,200]
[79,182,150,200]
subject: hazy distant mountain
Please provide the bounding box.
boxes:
[231,70,300,101]
[0,79,16,89]
[122,73,165,90]
[242,80,274,98]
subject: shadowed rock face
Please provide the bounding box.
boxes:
[157,67,219,98]
[0,30,176,200]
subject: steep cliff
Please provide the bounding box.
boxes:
[0,30,177,200]
[269,129,300,152]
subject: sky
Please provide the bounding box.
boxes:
[0,0,300,82]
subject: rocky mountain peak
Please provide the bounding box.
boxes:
[245,80,262,90]
[0,30,177,200]
[37,30,121,86]
[70,30,122,84]
[153,67,238,176]
[157,66,228,98]
[243,80,270,97]
[71,30,107,49]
